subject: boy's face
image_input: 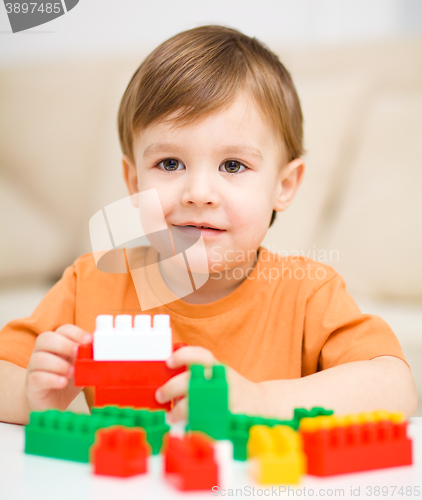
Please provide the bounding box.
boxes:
[123,91,304,273]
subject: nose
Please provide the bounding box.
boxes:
[180,170,221,208]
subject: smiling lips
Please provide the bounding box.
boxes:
[173,222,225,231]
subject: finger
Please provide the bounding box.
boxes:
[34,331,81,362]
[167,397,187,423]
[166,346,217,369]
[54,324,93,346]
[155,371,190,404]
[27,370,69,392]
[27,351,74,378]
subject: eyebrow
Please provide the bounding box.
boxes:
[143,142,264,161]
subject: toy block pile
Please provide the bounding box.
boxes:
[228,407,333,461]
[91,405,169,454]
[25,406,169,462]
[24,314,414,490]
[74,314,186,409]
[24,405,219,487]
[185,363,325,484]
[184,363,413,484]
[299,411,413,476]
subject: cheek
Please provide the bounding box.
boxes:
[137,178,176,216]
[226,190,269,232]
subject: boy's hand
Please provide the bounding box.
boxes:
[25,325,92,412]
[155,346,263,422]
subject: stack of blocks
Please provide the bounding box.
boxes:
[74,314,186,410]
[25,406,169,462]
[228,407,334,461]
[299,410,413,476]
[92,405,169,455]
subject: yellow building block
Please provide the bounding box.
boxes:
[248,425,306,484]
[299,409,405,433]
[248,425,274,458]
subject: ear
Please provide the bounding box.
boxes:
[273,158,305,212]
[122,155,139,208]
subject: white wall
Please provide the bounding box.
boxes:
[1,0,421,66]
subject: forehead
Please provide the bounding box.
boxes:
[133,92,285,161]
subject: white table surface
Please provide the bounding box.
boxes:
[0,418,421,500]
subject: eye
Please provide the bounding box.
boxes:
[220,160,248,174]
[156,158,184,172]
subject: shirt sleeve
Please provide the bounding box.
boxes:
[0,262,77,369]
[302,272,410,376]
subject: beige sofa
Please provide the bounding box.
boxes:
[1,39,421,414]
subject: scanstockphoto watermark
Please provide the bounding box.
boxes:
[212,485,421,497]
[209,245,340,282]
[211,245,340,264]
[3,0,79,33]
[212,485,346,497]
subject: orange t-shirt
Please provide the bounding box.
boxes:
[0,245,409,410]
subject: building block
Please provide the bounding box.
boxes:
[94,385,171,411]
[299,410,413,476]
[214,440,233,489]
[187,364,229,440]
[228,407,333,461]
[91,426,151,477]
[93,314,172,361]
[229,415,296,461]
[292,407,334,427]
[247,425,306,484]
[163,432,219,490]
[24,410,127,462]
[74,334,187,411]
[75,356,185,387]
[75,343,186,387]
[92,406,170,454]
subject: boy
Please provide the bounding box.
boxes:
[0,25,417,425]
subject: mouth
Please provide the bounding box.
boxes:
[172,224,226,234]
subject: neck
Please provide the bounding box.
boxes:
[158,248,260,305]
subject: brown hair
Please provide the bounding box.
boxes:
[118,25,304,228]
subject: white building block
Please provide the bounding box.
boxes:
[214,440,233,489]
[93,314,172,361]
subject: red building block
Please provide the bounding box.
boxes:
[75,342,187,410]
[300,418,412,476]
[91,426,151,477]
[75,343,186,387]
[163,432,219,490]
[95,385,171,410]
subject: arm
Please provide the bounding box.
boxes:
[157,349,418,422]
[260,355,418,421]
[0,360,31,425]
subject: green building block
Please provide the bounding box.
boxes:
[187,364,230,440]
[24,410,119,462]
[92,406,170,454]
[25,406,170,462]
[292,406,334,428]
